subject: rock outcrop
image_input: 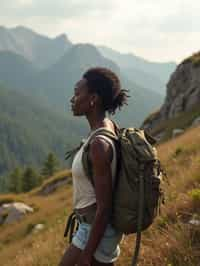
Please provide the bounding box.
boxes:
[0,202,34,225]
[142,52,200,132]
[37,176,71,196]
[191,116,200,127]
[172,129,185,138]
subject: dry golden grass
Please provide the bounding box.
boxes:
[0,126,200,266]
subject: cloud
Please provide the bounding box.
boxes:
[0,0,115,18]
[17,0,33,6]
[0,0,199,62]
[158,3,200,33]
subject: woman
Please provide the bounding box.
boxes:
[59,67,129,266]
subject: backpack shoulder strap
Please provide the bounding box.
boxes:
[83,128,118,152]
[82,128,119,185]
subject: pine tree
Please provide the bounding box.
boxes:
[41,152,59,178]
[8,167,22,193]
[22,167,38,192]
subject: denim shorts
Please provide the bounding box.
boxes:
[72,222,124,263]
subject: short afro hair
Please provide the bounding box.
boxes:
[83,67,129,115]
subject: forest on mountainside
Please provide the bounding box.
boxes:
[0,85,87,190]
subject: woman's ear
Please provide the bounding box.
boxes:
[91,93,100,106]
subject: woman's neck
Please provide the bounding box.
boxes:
[86,111,108,131]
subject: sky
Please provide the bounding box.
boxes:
[0,0,199,63]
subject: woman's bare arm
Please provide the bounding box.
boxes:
[82,136,113,259]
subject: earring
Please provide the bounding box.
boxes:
[90,101,94,107]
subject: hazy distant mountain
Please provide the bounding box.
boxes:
[0,25,72,69]
[36,44,163,125]
[35,43,120,106]
[38,44,163,125]
[121,67,165,95]
[0,44,163,126]
[98,45,176,94]
[0,51,38,90]
[113,76,163,128]
[0,25,176,96]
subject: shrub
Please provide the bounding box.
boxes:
[172,147,184,158]
[157,216,169,229]
[26,223,35,235]
[189,189,200,202]
[188,189,200,210]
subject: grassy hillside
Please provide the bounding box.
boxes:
[0,125,200,265]
[143,104,200,142]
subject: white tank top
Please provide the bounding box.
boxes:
[71,127,117,209]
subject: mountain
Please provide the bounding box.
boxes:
[0,25,72,69]
[29,43,163,126]
[141,51,200,141]
[113,76,163,127]
[120,66,165,95]
[0,51,38,90]
[0,25,176,96]
[35,43,121,106]
[98,45,176,95]
[0,85,88,177]
[0,44,163,126]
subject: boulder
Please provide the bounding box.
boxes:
[172,129,184,138]
[191,116,200,127]
[189,218,200,226]
[32,223,45,233]
[0,202,34,225]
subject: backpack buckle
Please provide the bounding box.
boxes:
[75,213,87,223]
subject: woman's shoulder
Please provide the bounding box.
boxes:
[105,118,118,136]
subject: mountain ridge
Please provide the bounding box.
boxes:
[98,45,176,81]
[0,25,72,69]
[0,25,175,92]
[0,44,163,126]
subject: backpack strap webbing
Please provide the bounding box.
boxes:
[82,128,119,185]
[64,211,79,243]
[131,162,145,266]
[65,140,85,161]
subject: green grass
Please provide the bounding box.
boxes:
[150,104,200,142]
[189,189,200,204]
[183,51,200,67]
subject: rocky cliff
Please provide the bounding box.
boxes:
[142,52,200,137]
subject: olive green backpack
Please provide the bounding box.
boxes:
[81,125,165,265]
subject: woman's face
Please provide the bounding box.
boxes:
[70,78,93,116]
